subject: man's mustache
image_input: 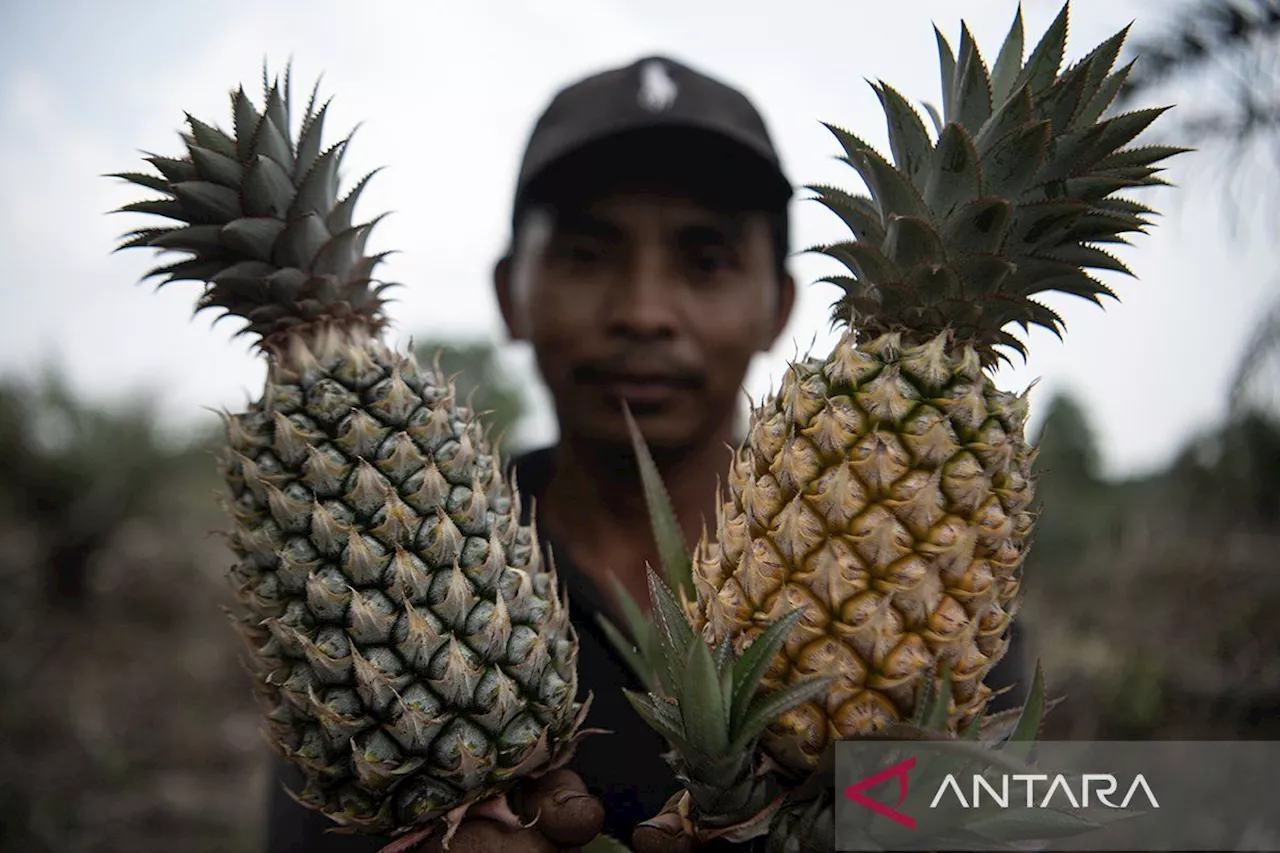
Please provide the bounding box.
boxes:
[572,350,705,387]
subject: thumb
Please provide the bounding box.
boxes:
[632,793,697,853]
[513,768,605,848]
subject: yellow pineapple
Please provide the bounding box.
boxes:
[691,1,1181,779]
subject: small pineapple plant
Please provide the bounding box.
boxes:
[608,3,1183,849]
[110,71,594,849]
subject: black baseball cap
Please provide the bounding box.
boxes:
[512,55,793,226]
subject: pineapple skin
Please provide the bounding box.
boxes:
[220,322,588,833]
[693,329,1033,776]
[111,72,596,840]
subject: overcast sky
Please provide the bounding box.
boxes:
[2,0,1273,479]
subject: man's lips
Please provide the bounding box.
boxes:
[574,365,702,404]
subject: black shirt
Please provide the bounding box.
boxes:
[262,446,1028,851]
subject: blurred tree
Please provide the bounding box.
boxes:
[1170,409,1280,523]
[1228,298,1280,422]
[1121,0,1280,229]
[1028,391,1113,562]
[0,366,203,610]
[1033,392,1102,490]
[1120,0,1280,423]
[410,336,530,455]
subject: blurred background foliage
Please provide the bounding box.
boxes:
[2,2,1280,850]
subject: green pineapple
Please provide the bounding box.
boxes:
[111,69,592,847]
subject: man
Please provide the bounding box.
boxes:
[490,54,799,852]
[266,54,1027,852]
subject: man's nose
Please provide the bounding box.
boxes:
[604,248,678,340]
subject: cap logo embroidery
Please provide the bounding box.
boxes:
[638,60,678,112]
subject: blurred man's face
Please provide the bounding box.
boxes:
[496,182,794,452]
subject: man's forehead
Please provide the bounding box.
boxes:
[552,188,760,234]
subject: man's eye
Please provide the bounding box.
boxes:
[551,243,603,265]
[687,249,733,276]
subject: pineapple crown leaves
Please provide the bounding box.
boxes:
[594,405,830,786]
[807,2,1189,369]
[619,566,830,773]
[109,61,397,349]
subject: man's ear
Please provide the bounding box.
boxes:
[493,254,529,341]
[763,271,797,351]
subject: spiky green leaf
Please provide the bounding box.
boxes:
[905,261,961,306]
[623,404,693,601]
[976,84,1033,154]
[597,614,657,694]
[603,571,654,660]
[922,101,945,137]
[989,5,1025,107]
[209,260,277,294]
[241,154,295,218]
[113,227,174,252]
[935,26,958,124]
[921,665,954,731]
[148,223,224,255]
[1075,24,1131,112]
[925,123,983,216]
[190,145,244,189]
[1041,243,1133,276]
[622,690,691,754]
[170,181,241,223]
[220,217,286,263]
[290,140,343,220]
[1015,2,1069,95]
[814,241,900,285]
[883,215,947,268]
[874,82,934,189]
[109,171,171,194]
[1075,60,1133,127]
[1036,57,1093,136]
[273,212,330,270]
[144,257,226,285]
[313,221,378,277]
[295,98,332,180]
[251,113,295,176]
[327,167,383,234]
[646,567,696,693]
[852,147,930,221]
[806,186,887,246]
[263,80,292,151]
[953,25,994,134]
[231,87,261,164]
[730,675,833,753]
[1000,662,1048,762]
[981,120,1050,199]
[942,197,1013,256]
[145,155,198,184]
[1096,143,1188,171]
[680,638,731,757]
[713,635,734,674]
[185,114,237,159]
[727,608,804,732]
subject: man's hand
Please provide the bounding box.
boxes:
[631,793,697,853]
[405,770,605,853]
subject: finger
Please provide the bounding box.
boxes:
[516,769,605,847]
[632,810,696,853]
[417,819,558,853]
